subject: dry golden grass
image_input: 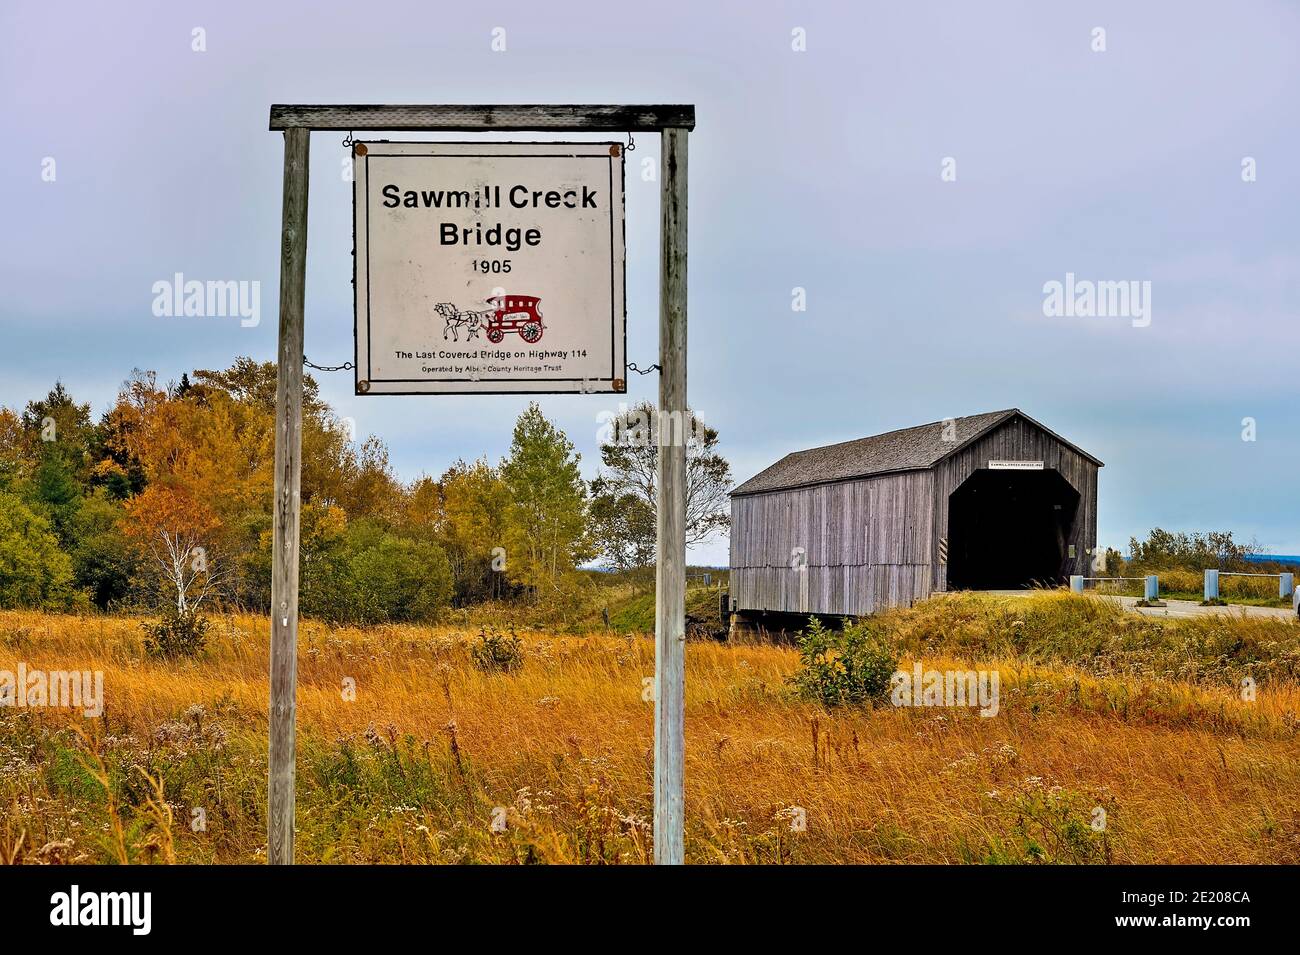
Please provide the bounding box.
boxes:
[1,598,1298,864]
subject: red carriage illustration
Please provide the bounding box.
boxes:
[484,294,545,344]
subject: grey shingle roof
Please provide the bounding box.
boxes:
[731,409,1098,496]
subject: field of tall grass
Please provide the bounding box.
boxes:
[2,592,1298,864]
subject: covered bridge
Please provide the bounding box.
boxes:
[728,409,1102,623]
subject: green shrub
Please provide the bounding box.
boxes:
[68,490,140,609]
[789,616,899,707]
[978,780,1117,864]
[142,609,210,659]
[303,521,454,625]
[0,492,78,610]
[470,625,524,673]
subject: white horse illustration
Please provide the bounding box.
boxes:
[435,302,485,342]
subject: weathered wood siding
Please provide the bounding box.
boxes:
[932,416,1098,592]
[730,470,934,616]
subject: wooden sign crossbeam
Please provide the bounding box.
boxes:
[270,103,695,131]
[267,104,691,866]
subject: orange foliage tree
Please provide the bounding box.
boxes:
[122,484,221,614]
[105,370,273,612]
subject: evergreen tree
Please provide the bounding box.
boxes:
[500,404,591,596]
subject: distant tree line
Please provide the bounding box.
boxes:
[0,361,731,625]
[1123,528,1260,572]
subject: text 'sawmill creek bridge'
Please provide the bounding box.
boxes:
[727,409,1102,627]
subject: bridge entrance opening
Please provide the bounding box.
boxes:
[946,468,1080,590]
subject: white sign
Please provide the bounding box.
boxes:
[353,142,626,394]
[988,460,1044,470]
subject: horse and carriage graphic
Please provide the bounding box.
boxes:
[435,294,545,344]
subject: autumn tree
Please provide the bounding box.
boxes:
[589,402,732,568]
[588,482,655,570]
[293,502,349,613]
[103,369,269,612]
[193,357,324,418]
[0,359,477,623]
[122,484,222,615]
[436,459,513,601]
[0,409,28,490]
[402,475,444,540]
[11,384,137,607]
[192,359,401,522]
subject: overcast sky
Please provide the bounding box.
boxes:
[2,0,1297,564]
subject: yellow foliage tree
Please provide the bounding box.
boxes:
[122,483,221,615]
[439,459,512,600]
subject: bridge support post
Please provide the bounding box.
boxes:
[1204,569,1219,602]
[1144,575,1159,602]
[1281,573,1294,600]
[1069,575,1084,594]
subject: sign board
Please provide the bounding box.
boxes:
[989,460,1045,470]
[353,141,626,394]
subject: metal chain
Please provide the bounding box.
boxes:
[627,361,659,375]
[625,131,636,152]
[303,356,355,373]
[341,130,355,148]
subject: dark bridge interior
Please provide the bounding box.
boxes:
[946,468,1080,590]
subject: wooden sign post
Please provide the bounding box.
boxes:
[654,127,687,865]
[267,105,694,865]
[268,125,308,867]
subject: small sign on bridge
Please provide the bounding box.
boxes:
[353,141,626,395]
[989,460,1044,470]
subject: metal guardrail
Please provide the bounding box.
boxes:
[1071,575,1160,601]
[1204,569,1294,601]
[1071,571,1296,604]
